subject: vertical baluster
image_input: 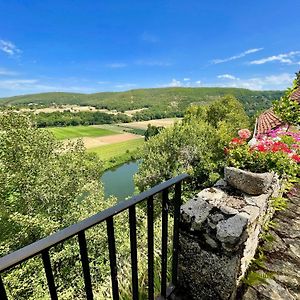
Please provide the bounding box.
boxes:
[0,275,8,300]
[78,231,93,300]
[106,217,119,300]
[171,181,181,286]
[147,196,154,300]
[42,249,58,300]
[129,205,139,300]
[160,188,169,298]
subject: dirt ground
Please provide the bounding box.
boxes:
[72,133,142,149]
[119,118,181,130]
[17,105,147,116]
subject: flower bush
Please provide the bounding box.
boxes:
[226,127,300,178]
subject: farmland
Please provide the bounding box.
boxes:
[46,124,145,168]
[87,138,144,169]
[48,125,118,140]
[119,117,180,130]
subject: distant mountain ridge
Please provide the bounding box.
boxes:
[0,87,284,116]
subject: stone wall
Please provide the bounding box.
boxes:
[177,167,281,300]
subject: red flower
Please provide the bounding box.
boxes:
[291,154,300,163]
[257,144,267,152]
[230,137,244,145]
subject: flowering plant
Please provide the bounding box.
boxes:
[226,127,300,178]
[238,128,251,140]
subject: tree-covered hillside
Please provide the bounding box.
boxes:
[0,87,283,116]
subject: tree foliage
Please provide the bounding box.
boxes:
[273,72,300,126]
[0,113,107,298]
[0,87,283,119]
[135,96,250,191]
[0,113,173,299]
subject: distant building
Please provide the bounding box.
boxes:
[255,87,300,136]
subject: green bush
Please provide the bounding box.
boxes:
[135,96,250,191]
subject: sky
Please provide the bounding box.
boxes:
[0,0,300,97]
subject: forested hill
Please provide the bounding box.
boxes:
[0,87,283,116]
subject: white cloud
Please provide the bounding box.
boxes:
[213,73,294,90]
[168,79,182,87]
[97,81,110,84]
[183,78,190,81]
[0,79,96,95]
[212,48,263,64]
[0,40,21,57]
[160,79,202,88]
[106,63,127,68]
[0,68,18,76]
[250,51,300,65]
[114,83,137,89]
[217,74,238,80]
[135,60,171,66]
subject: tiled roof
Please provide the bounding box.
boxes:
[290,87,300,103]
[256,109,283,135]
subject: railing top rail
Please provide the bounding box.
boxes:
[0,173,189,273]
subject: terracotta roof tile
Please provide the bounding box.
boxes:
[256,109,283,135]
[290,87,300,103]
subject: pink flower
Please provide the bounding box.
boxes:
[238,129,251,140]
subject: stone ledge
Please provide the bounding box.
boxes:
[178,170,281,300]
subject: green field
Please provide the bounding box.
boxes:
[88,138,144,169]
[89,138,144,160]
[48,126,118,140]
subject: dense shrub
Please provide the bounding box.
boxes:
[135,96,250,191]
[0,113,174,299]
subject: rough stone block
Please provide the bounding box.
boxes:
[224,167,274,195]
[177,172,281,300]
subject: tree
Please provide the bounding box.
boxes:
[135,96,249,191]
[0,113,178,299]
[295,70,300,88]
[144,124,164,141]
[0,113,109,298]
[273,72,300,126]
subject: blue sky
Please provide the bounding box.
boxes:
[0,0,300,97]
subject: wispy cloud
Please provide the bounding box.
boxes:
[160,79,201,88]
[97,81,110,84]
[0,68,19,76]
[0,79,96,95]
[135,60,171,67]
[217,74,238,80]
[213,73,293,90]
[141,32,159,43]
[212,48,263,64]
[249,51,300,65]
[106,63,127,68]
[0,40,21,57]
[114,83,137,89]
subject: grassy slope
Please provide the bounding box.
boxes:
[88,138,144,169]
[0,87,284,116]
[47,126,118,140]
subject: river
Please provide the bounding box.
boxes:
[100,161,139,201]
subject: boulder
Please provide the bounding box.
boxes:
[224,167,273,195]
[216,214,248,245]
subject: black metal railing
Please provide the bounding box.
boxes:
[0,174,189,300]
